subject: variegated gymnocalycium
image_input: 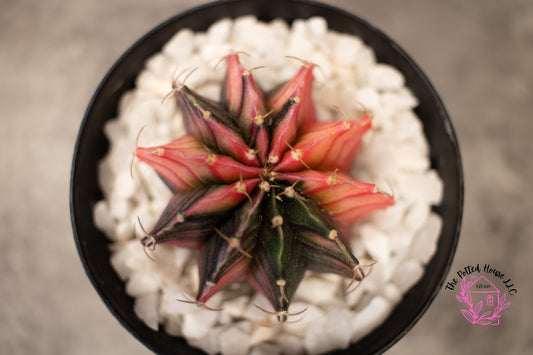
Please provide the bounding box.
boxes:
[135,53,394,321]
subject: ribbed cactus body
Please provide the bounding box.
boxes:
[135,54,394,319]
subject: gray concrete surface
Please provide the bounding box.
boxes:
[1,0,532,354]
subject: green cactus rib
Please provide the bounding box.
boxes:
[135,53,394,320]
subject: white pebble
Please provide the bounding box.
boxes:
[117,90,135,115]
[159,285,193,318]
[113,241,152,278]
[193,33,208,51]
[137,163,173,202]
[230,15,258,46]
[307,51,332,82]
[250,342,281,355]
[135,71,172,98]
[365,200,407,231]
[395,170,443,205]
[324,308,352,350]
[103,118,127,143]
[306,16,328,37]
[109,245,134,281]
[163,28,195,62]
[302,317,327,355]
[380,89,418,112]
[353,47,376,84]
[199,43,233,65]
[359,224,391,263]
[250,325,276,347]
[187,325,224,355]
[387,227,416,262]
[286,19,314,58]
[333,65,358,87]
[133,205,154,234]
[126,271,161,296]
[409,212,442,264]
[355,86,380,112]
[293,276,339,305]
[170,248,195,279]
[207,18,233,44]
[283,302,326,336]
[394,110,425,141]
[182,308,220,340]
[163,314,182,337]
[134,292,160,330]
[371,107,395,132]
[391,259,425,293]
[150,247,188,282]
[108,196,131,220]
[196,83,221,101]
[223,295,249,319]
[243,292,273,321]
[383,283,403,304]
[270,18,290,38]
[394,144,430,172]
[157,100,178,123]
[121,97,160,138]
[113,171,136,199]
[352,136,397,177]
[179,65,217,89]
[145,53,175,78]
[408,126,431,155]
[97,157,115,198]
[350,296,392,342]
[277,333,305,355]
[334,34,364,66]
[107,140,134,179]
[219,325,251,355]
[368,64,405,90]
[218,309,235,326]
[314,81,339,111]
[359,259,389,294]
[304,308,351,354]
[113,220,134,241]
[93,200,116,238]
[403,200,431,232]
[183,264,200,298]
[344,279,369,308]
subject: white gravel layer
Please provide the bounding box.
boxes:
[94,16,443,354]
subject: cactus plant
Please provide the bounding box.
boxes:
[135,53,394,321]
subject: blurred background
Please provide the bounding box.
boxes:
[1,0,531,353]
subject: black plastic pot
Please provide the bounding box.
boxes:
[70,0,463,354]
